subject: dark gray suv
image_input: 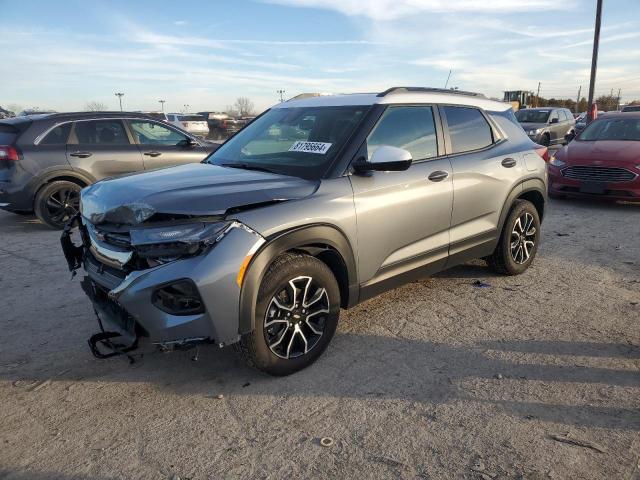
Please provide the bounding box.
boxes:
[0,112,218,228]
[61,87,548,376]
[515,107,575,146]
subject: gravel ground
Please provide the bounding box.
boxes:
[0,198,639,480]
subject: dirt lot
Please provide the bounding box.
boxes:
[0,198,639,480]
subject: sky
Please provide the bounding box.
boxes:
[1,0,639,113]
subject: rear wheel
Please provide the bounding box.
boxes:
[234,252,340,376]
[540,133,550,147]
[487,199,540,275]
[34,180,82,229]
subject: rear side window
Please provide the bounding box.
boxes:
[167,115,176,121]
[179,115,206,121]
[40,123,72,145]
[367,106,438,161]
[442,106,493,153]
[74,120,130,145]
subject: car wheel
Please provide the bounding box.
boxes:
[34,180,82,229]
[486,199,541,275]
[540,133,550,147]
[234,252,340,376]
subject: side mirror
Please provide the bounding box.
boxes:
[564,132,575,142]
[550,118,559,124]
[353,146,412,173]
[177,138,198,148]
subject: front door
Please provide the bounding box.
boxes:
[127,120,209,171]
[349,105,453,298]
[66,119,143,180]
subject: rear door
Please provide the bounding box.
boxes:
[350,105,453,292]
[441,105,523,263]
[66,119,143,180]
[548,110,561,143]
[127,119,209,170]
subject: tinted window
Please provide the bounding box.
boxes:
[40,123,72,145]
[178,115,206,121]
[129,120,188,145]
[167,115,176,121]
[367,106,438,161]
[622,105,640,112]
[515,110,550,123]
[443,106,493,153]
[74,120,129,145]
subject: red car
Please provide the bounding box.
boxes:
[548,112,640,201]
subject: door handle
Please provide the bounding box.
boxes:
[501,157,517,168]
[428,170,449,182]
[69,151,92,158]
[143,151,161,157]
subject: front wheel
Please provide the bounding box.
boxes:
[486,199,541,275]
[234,253,340,376]
[34,180,82,229]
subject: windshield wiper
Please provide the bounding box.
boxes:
[220,163,279,174]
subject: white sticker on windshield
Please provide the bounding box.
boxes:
[288,141,332,154]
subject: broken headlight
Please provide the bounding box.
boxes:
[130,221,232,260]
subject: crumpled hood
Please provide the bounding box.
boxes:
[81,163,319,225]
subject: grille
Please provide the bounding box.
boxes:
[561,166,637,183]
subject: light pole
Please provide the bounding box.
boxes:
[587,0,603,121]
[115,92,125,111]
[277,89,285,102]
[183,104,190,113]
[159,99,166,112]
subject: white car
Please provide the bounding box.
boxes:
[167,113,209,136]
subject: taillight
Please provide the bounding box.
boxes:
[0,145,19,161]
[533,143,549,162]
[221,120,227,128]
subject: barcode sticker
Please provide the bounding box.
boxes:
[288,141,332,154]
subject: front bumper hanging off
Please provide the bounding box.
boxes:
[61,213,266,360]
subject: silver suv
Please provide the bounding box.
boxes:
[61,87,548,375]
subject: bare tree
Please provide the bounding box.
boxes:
[234,97,255,117]
[84,101,108,112]
[6,104,24,115]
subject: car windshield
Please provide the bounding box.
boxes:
[515,110,550,123]
[207,105,369,179]
[578,117,640,141]
[179,115,206,121]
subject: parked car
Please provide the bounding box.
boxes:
[140,111,170,123]
[515,107,575,146]
[0,106,15,119]
[0,112,219,228]
[166,113,209,136]
[18,109,57,116]
[574,110,607,136]
[198,112,242,139]
[549,112,640,201]
[621,105,640,113]
[61,87,548,376]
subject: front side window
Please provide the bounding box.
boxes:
[40,123,72,145]
[74,120,129,145]
[366,106,438,161]
[443,106,493,153]
[549,111,559,122]
[578,118,640,141]
[129,120,188,145]
[208,106,369,179]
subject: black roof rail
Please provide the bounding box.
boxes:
[377,87,486,98]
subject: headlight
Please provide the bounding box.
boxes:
[549,156,565,167]
[130,221,233,259]
[528,129,537,135]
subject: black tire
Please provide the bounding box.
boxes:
[540,133,550,147]
[234,252,340,376]
[34,180,82,229]
[486,199,541,275]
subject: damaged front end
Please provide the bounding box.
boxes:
[61,203,265,361]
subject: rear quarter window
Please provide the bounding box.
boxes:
[40,123,72,145]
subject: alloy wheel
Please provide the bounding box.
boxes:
[264,275,330,359]
[45,187,80,225]
[510,212,536,264]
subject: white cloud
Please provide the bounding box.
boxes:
[262,0,576,21]
[173,20,188,26]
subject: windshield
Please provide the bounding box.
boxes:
[179,115,206,121]
[207,105,369,179]
[578,117,640,141]
[515,110,550,123]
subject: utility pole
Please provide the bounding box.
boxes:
[535,82,541,107]
[575,86,582,114]
[587,0,603,121]
[616,88,621,110]
[114,92,124,111]
[444,70,452,89]
[277,89,286,102]
[183,104,190,113]
[158,99,166,112]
